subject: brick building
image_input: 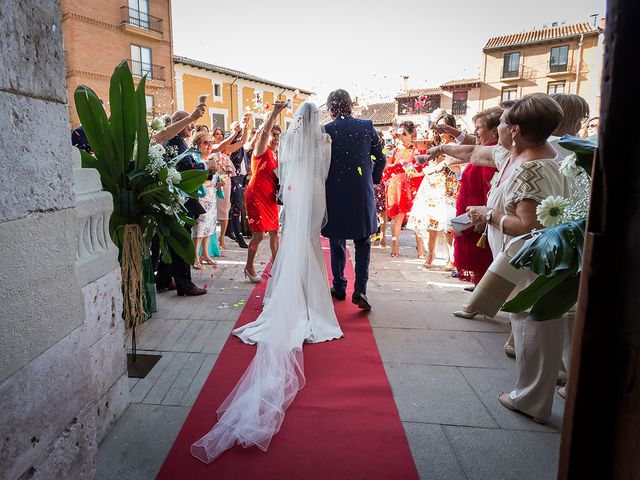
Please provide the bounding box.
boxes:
[61,0,175,127]
[174,56,312,131]
[479,22,604,114]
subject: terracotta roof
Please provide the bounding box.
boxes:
[441,78,481,89]
[484,22,599,51]
[174,55,314,95]
[356,102,396,126]
[395,88,442,99]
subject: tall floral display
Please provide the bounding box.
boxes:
[75,61,207,330]
[502,135,597,320]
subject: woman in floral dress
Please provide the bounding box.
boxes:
[407,114,460,268]
[191,132,221,268]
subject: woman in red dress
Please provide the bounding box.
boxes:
[383,121,425,257]
[244,102,287,282]
[452,107,502,286]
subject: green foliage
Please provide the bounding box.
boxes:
[558,134,597,173]
[74,61,206,266]
[502,219,586,320]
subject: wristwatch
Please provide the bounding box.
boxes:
[485,209,493,224]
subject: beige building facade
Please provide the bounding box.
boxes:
[479,22,604,115]
[174,56,312,132]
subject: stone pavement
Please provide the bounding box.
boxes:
[96,229,565,480]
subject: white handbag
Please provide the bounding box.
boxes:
[466,217,530,318]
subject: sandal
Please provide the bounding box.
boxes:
[193,261,204,270]
[201,258,217,266]
[504,342,516,359]
[498,393,546,424]
[423,252,435,268]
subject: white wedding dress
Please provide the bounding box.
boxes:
[191,102,343,464]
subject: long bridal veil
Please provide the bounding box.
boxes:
[191,102,338,463]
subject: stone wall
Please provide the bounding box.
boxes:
[0,1,128,478]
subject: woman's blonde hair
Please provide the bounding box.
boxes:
[550,93,590,136]
[503,93,563,144]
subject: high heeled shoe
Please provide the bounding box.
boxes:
[244,268,262,283]
[453,309,480,319]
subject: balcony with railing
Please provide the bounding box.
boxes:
[547,62,577,77]
[128,59,165,82]
[500,64,536,82]
[120,6,163,37]
[452,102,468,116]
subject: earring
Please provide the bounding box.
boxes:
[511,139,516,148]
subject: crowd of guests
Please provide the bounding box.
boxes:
[71,89,593,426]
[370,92,592,423]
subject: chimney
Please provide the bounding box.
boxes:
[402,75,410,92]
[599,17,606,29]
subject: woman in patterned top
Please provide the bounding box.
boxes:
[426,93,570,424]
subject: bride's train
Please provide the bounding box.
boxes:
[191,102,342,463]
[191,346,304,462]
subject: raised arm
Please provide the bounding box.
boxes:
[434,124,476,145]
[253,102,287,158]
[225,119,251,154]
[152,104,205,144]
[426,144,496,167]
[212,122,241,153]
[244,129,259,151]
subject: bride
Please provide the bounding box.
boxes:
[191,101,343,463]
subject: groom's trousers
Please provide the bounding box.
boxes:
[329,237,370,295]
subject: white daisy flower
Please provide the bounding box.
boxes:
[536,195,571,227]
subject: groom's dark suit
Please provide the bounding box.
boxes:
[322,115,386,296]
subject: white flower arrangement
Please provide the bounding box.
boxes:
[536,154,591,226]
[149,117,166,133]
[166,167,182,185]
[558,153,584,178]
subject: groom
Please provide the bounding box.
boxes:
[322,89,386,311]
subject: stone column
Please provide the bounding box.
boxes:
[0,1,128,478]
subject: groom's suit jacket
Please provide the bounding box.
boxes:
[321,115,386,239]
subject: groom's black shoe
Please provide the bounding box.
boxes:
[352,291,371,311]
[331,287,346,301]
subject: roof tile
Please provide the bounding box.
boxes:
[174,55,314,95]
[484,22,599,51]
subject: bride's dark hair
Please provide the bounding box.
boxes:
[327,89,353,118]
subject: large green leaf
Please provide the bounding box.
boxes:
[177,169,208,194]
[510,220,586,276]
[135,76,150,171]
[74,85,117,172]
[80,150,118,194]
[558,135,597,173]
[164,219,196,265]
[502,269,573,313]
[528,274,580,321]
[109,61,137,184]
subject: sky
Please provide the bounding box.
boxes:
[172,0,606,105]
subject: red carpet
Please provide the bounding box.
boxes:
[157,240,419,479]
